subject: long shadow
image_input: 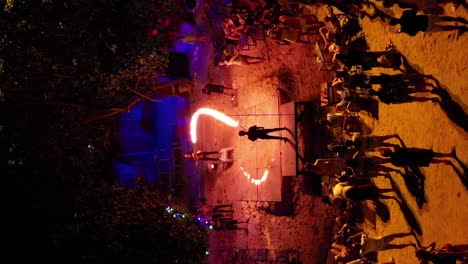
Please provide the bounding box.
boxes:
[374,199,390,222]
[401,167,427,208]
[372,193,422,236]
[399,53,419,74]
[392,136,427,208]
[450,154,468,189]
[392,56,468,132]
[397,196,423,235]
[432,88,468,132]
[389,173,423,235]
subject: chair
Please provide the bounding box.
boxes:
[219,148,234,163]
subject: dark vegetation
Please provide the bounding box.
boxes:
[1,1,207,262]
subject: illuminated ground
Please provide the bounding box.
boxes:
[188,2,468,263]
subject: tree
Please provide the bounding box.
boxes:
[0,0,188,181]
[1,1,205,261]
[52,185,208,263]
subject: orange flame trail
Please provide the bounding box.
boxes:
[190,108,239,143]
[240,166,269,186]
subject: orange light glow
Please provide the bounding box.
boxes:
[190,108,239,143]
[240,166,269,186]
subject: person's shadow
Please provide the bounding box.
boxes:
[431,88,468,132]
[388,175,423,235]
[450,151,468,190]
[394,56,468,132]
[392,136,428,208]
[373,199,390,222]
[399,167,427,208]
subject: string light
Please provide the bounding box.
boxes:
[164,206,212,228]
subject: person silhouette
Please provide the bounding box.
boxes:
[202,83,234,96]
[238,125,288,142]
[389,9,468,36]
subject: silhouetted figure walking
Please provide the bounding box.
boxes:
[367,84,438,105]
[202,83,234,96]
[389,9,468,36]
[333,50,398,70]
[184,150,220,161]
[213,218,249,231]
[239,125,288,142]
[322,182,396,203]
[184,148,234,162]
[368,73,440,90]
[376,146,453,167]
[348,231,416,255]
[348,134,400,152]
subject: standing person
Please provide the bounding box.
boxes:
[348,231,416,255]
[376,146,453,167]
[184,150,220,161]
[238,125,288,142]
[212,204,233,213]
[211,204,234,220]
[347,134,400,152]
[202,83,234,96]
[330,181,397,203]
[198,203,233,220]
[213,218,249,231]
[367,84,439,105]
[388,9,468,36]
[218,51,267,66]
[184,149,232,161]
[332,50,392,70]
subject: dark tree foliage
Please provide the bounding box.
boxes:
[55,186,208,263]
[0,1,205,262]
[0,0,186,179]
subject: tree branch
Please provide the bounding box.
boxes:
[127,87,162,102]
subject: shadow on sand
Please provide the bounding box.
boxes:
[400,167,427,208]
[388,175,424,235]
[432,88,468,132]
[397,196,423,235]
[450,153,468,189]
[399,54,468,131]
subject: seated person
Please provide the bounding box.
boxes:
[222,16,246,40]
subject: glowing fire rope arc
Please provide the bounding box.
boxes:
[190,108,239,143]
[240,166,269,186]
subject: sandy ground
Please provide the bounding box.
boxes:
[188,1,468,263]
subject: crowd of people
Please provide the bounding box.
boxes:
[189,0,468,262]
[301,1,467,263]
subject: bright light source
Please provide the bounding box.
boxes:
[240,167,269,186]
[190,108,239,143]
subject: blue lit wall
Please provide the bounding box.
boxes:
[114,21,196,188]
[114,96,190,188]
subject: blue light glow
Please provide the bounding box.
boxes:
[113,97,189,188]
